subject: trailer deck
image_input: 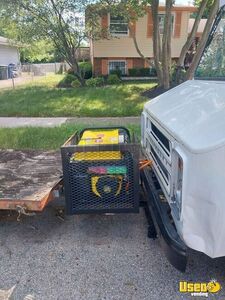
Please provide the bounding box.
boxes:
[0,150,62,211]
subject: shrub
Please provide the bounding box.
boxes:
[86,77,104,87]
[57,74,77,88]
[67,68,74,75]
[149,67,157,77]
[128,67,151,77]
[139,68,150,76]
[110,69,122,78]
[107,74,121,85]
[170,64,186,83]
[71,79,81,88]
[128,68,139,77]
[79,61,92,79]
[67,62,92,79]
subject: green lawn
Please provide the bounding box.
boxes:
[0,124,140,150]
[0,74,155,117]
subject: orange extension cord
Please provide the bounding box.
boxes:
[139,159,152,170]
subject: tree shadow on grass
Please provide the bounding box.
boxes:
[0,83,151,117]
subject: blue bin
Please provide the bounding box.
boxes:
[8,64,15,79]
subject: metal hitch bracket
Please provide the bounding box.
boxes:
[140,167,188,272]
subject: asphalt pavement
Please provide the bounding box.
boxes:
[0,205,225,300]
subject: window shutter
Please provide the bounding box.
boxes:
[101,14,108,38]
[147,10,153,38]
[144,60,150,68]
[102,59,108,75]
[174,12,182,38]
[127,59,133,70]
[101,14,108,29]
[129,20,136,38]
[129,11,136,38]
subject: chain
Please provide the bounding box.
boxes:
[16,205,36,221]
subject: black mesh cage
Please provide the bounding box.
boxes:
[61,127,140,215]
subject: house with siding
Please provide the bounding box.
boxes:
[90,6,196,76]
[0,36,20,79]
[0,36,20,66]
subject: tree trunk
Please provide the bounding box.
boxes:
[161,0,173,89]
[175,0,208,83]
[151,0,163,86]
[68,56,86,86]
[74,66,86,86]
[75,72,86,86]
[128,24,153,67]
[128,1,173,89]
[186,0,219,80]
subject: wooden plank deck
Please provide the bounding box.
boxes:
[0,150,62,211]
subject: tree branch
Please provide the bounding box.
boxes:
[128,24,153,67]
[152,0,163,85]
[162,0,173,89]
[186,0,219,79]
[175,0,208,83]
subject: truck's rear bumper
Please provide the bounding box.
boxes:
[140,167,187,272]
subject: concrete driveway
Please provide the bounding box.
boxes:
[0,205,225,300]
[0,117,140,128]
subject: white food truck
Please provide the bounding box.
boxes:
[141,4,225,271]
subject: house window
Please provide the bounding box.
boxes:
[110,15,128,35]
[158,14,174,35]
[109,61,126,75]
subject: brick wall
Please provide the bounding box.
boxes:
[93,57,148,76]
[93,58,102,76]
[133,58,145,69]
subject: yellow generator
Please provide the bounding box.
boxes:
[61,127,140,214]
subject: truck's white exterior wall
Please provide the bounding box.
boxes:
[142,80,225,258]
[144,80,225,154]
[0,44,20,66]
[176,143,225,258]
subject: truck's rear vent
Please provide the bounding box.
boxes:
[151,123,170,155]
[150,146,169,185]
